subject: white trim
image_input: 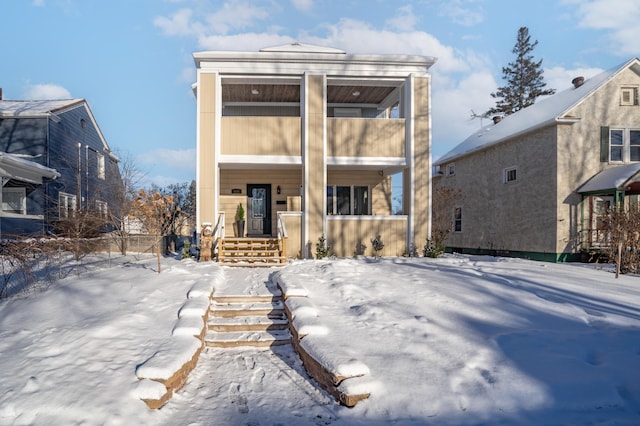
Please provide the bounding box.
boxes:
[328,215,407,221]
[219,155,302,166]
[405,76,415,251]
[214,72,222,223]
[302,73,310,258]
[0,212,44,219]
[195,70,202,231]
[426,73,433,241]
[326,156,406,167]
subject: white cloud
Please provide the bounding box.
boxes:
[386,5,418,31]
[154,8,199,36]
[291,0,313,13]
[23,84,72,100]
[431,69,497,157]
[544,65,604,92]
[198,32,294,52]
[438,0,485,27]
[204,1,269,35]
[568,0,640,56]
[138,148,196,173]
[32,0,45,6]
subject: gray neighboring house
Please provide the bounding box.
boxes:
[433,58,640,262]
[0,97,121,239]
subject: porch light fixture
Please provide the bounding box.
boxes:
[352,90,360,97]
[277,185,281,194]
[251,88,260,95]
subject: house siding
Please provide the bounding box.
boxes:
[556,67,640,253]
[435,125,558,254]
[221,116,301,156]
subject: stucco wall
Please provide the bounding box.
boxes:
[435,125,558,254]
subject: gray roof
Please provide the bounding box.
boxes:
[0,99,84,117]
[435,58,640,165]
[577,163,640,193]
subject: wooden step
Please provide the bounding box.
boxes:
[208,316,289,332]
[212,294,282,304]
[204,330,292,348]
[211,301,285,318]
[218,257,287,265]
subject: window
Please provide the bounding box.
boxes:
[2,188,26,215]
[621,87,638,106]
[59,192,76,219]
[504,166,518,183]
[605,127,640,162]
[96,200,108,218]
[447,163,455,176]
[327,185,370,215]
[97,154,105,180]
[453,207,462,232]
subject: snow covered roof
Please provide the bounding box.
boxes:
[0,99,114,155]
[259,42,346,54]
[435,58,640,165]
[0,152,60,183]
[577,163,640,194]
[0,99,84,117]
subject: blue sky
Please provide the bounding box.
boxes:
[2,0,639,187]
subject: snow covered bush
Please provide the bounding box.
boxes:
[315,233,331,259]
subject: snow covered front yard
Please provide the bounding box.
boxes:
[1,254,639,425]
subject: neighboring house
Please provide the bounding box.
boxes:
[193,43,436,258]
[0,151,59,238]
[433,58,640,262]
[0,97,121,238]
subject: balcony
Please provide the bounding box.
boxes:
[328,118,405,158]
[221,116,301,157]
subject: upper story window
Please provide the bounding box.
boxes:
[504,166,518,183]
[59,192,76,219]
[607,128,640,162]
[2,187,26,215]
[620,87,638,106]
[97,154,105,180]
[327,185,370,215]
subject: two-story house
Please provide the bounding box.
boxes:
[194,43,436,260]
[433,58,640,262]
[0,98,121,238]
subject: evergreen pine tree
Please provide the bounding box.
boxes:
[487,27,555,117]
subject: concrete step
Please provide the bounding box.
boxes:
[204,330,292,348]
[208,316,289,332]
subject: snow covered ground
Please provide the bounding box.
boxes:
[0,254,639,425]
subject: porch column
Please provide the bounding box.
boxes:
[196,71,220,236]
[404,74,432,253]
[301,72,327,258]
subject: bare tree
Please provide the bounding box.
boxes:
[130,189,175,273]
[605,203,640,277]
[104,151,145,255]
[425,187,463,257]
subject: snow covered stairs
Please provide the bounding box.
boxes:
[204,290,292,348]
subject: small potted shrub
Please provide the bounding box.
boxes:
[235,203,245,237]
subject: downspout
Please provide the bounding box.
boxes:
[77,142,82,210]
[85,145,89,209]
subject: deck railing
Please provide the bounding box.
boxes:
[277,212,288,259]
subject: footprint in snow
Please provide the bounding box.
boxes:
[227,382,249,414]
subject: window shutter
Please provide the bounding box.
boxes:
[600,126,609,162]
